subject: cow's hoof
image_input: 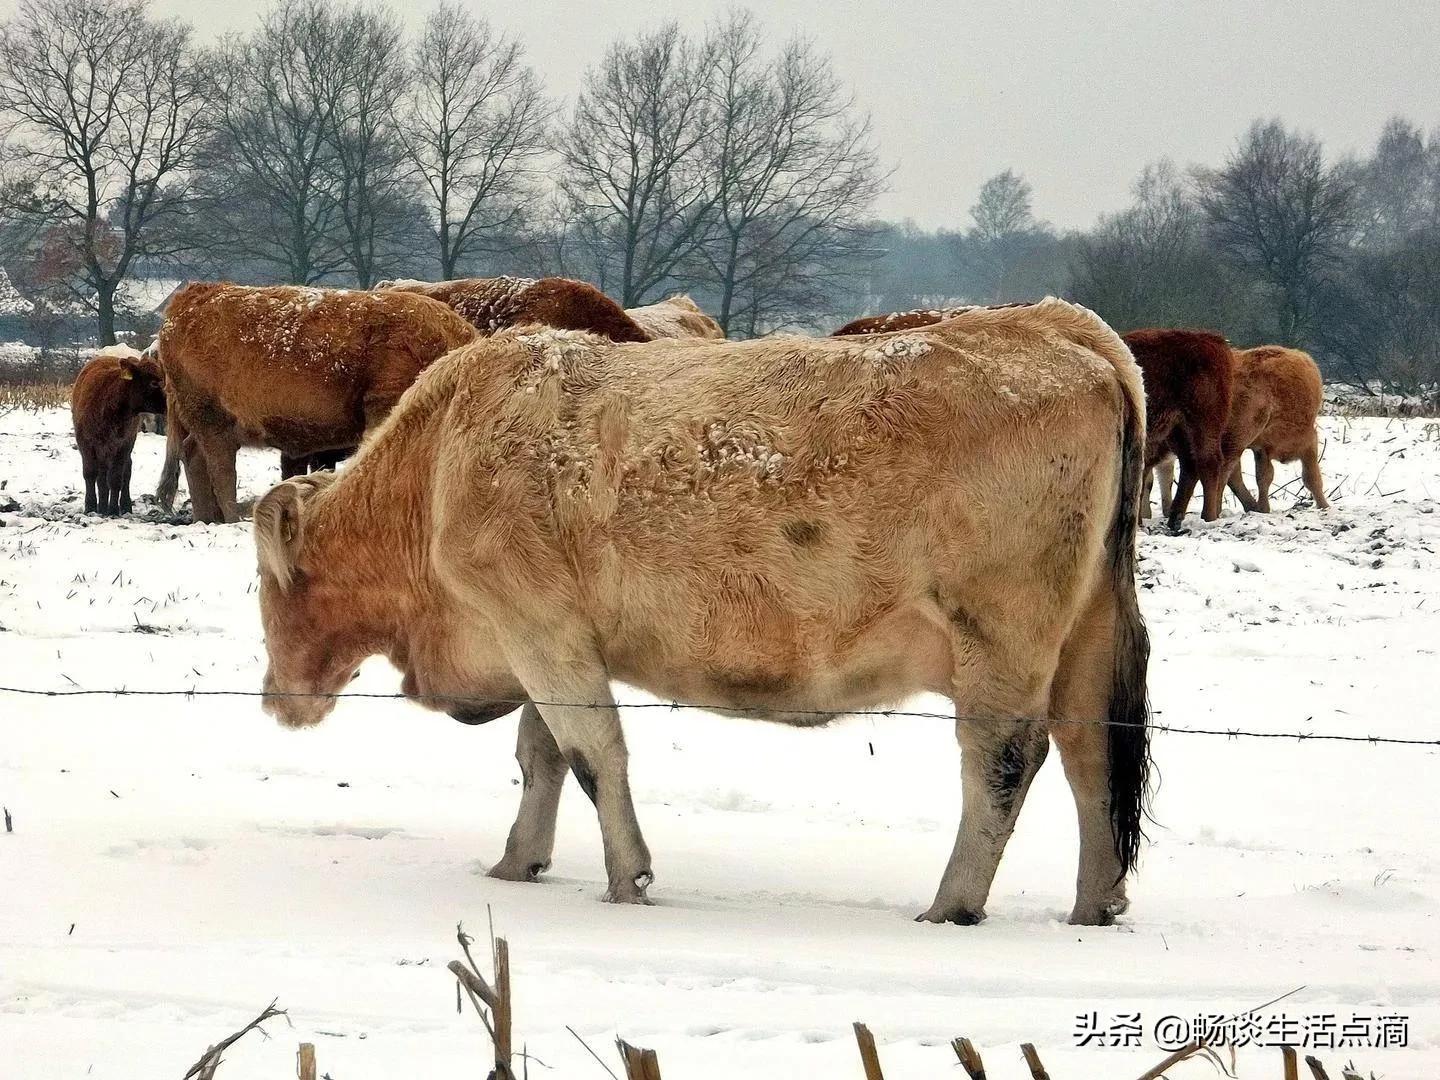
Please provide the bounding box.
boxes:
[1068,898,1125,926]
[915,904,985,926]
[603,870,654,905]
[487,857,549,883]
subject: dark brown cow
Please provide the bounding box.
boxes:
[71,346,167,515]
[380,276,650,342]
[156,283,476,523]
[1121,330,1236,530]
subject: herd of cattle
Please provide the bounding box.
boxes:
[69,276,1326,532]
[57,275,1332,924]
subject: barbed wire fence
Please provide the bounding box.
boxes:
[1,683,1436,748]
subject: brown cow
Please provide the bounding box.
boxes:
[1223,345,1330,512]
[625,295,725,340]
[155,283,475,524]
[380,276,650,342]
[1120,329,1235,530]
[252,298,1152,926]
[71,345,168,516]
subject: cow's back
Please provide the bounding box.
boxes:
[386,276,649,342]
[160,283,473,454]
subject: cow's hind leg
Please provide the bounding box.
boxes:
[1050,588,1129,925]
[1165,454,1200,531]
[1253,448,1275,512]
[502,632,653,904]
[489,701,568,883]
[921,709,1050,925]
[1227,455,1260,512]
[194,431,242,523]
[920,627,1052,925]
[1300,438,1329,509]
[1156,456,1175,521]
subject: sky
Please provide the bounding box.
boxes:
[4,0,1438,230]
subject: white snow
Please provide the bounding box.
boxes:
[0,409,1437,1078]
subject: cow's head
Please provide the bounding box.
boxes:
[253,473,360,728]
[118,354,167,416]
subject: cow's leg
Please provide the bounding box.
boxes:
[503,637,652,904]
[97,460,116,516]
[1140,468,1153,521]
[1300,438,1329,509]
[920,639,1051,925]
[279,453,305,480]
[1253,448,1275,512]
[1165,455,1200,531]
[81,447,98,514]
[119,454,133,515]
[181,435,221,523]
[921,710,1050,925]
[1049,589,1129,925]
[194,432,242,523]
[1227,456,1259,512]
[1197,451,1227,522]
[1157,456,1175,520]
[489,701,568,883]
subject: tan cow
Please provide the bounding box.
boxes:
[380,276,650,342]
[625,295,725,340]
[253,298,1152,926]
[155,283,475,523]
[1224,345,1330,511]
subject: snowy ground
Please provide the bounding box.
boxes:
[1,408,1437,1079]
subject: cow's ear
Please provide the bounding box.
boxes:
[118,363,134,381]
[254,481,308,591]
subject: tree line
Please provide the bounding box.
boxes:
[0,0,880,343]
[1,0,1436,392]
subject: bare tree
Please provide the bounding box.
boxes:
[967,169,1050,300]
[1198,119,1360,346]
[696,12,882,334]
[1071,159,1251,332]
[326,5,412,286]
[399,4,549,279]
[206,0,352,284]
[559,24,718,306]
[1356,116,1438,249]
[0,0,210,343]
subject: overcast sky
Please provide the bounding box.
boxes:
[5,0,1438,229]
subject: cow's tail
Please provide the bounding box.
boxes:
[156,396,184,511]
[1106,354,1153,880]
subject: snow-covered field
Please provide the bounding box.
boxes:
[1,407,1437,1079]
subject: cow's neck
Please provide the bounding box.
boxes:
[304,477,431,660]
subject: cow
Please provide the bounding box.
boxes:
[1223,345,1330,512]
[380,276,651,343]
[71,345,168,515]
[1119,329,1236,530]
[252,297,1152,927]
[154,283,476,524]
[624,295,725,340]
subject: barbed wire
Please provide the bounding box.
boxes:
[1,684,1436,747]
